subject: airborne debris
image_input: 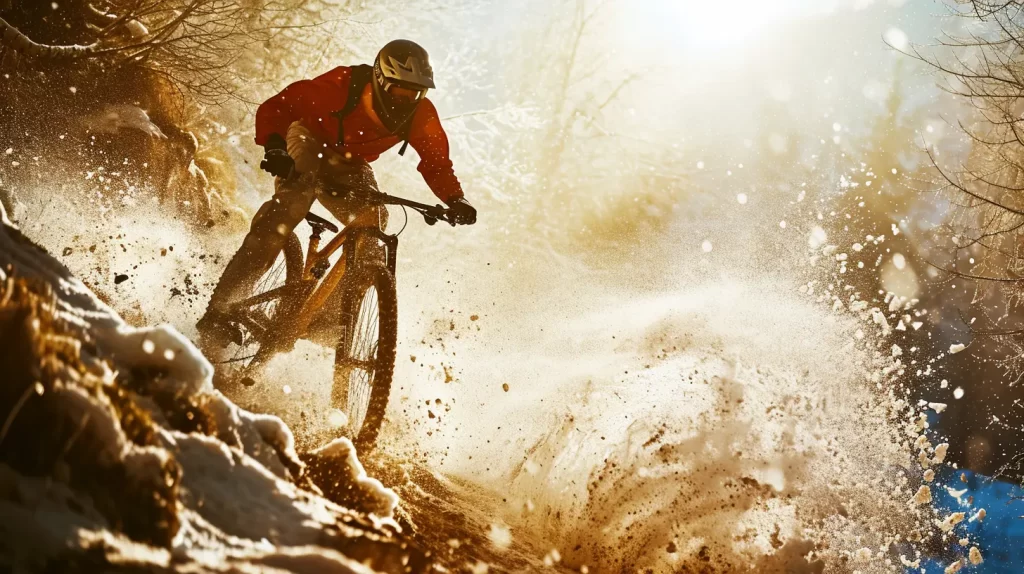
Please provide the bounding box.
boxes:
[912,485,932,505]
[487,523,512,550]
[969,547,983,565]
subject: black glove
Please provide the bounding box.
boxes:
[445,196,477,225]
[260,133,295,178]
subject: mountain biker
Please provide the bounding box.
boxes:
[197,39,476,351]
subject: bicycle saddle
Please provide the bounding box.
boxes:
[304,212,339,234]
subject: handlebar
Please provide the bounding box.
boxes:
[276,167,459,227]
[375,193,456,227]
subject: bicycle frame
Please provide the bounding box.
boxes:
[228,222,398,349]
[227,191,448,361]
[294,224,398,336]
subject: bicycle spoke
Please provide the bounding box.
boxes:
[346,280,382,435]
[225,251,291,370]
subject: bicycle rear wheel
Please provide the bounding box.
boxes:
[332,265,398,451]
[221,232,304,372]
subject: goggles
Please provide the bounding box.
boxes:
[384,82,427,103]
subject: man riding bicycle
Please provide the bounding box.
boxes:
[198,39,476,351]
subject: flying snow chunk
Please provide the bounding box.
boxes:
[779,220,787,229]
[893,253,907,270]
[912,485,932,505]
[970,547,983,565]
[949,343,966,354]
[808,226,827,248]
[885,27,909,51]
[488,523,513,550]
[832,122,842,132]
[701,240,713,253]
[953,387,964,399]
[937,511,966,533]
[327,409,348,428]
[736,193,748,204]
[697,161,705,170]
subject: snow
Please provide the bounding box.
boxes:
[949,343,966,354]
[487,523,512,550]
[0,203,407,570]
[893,253,906,270]
[78,104,168,139]
[937,512,966,532]
[969,547,983,565]
[912,485,932,505]
[306,439,398,519]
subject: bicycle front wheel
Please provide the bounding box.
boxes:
[332,265,398,451]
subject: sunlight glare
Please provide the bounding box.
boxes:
[673,0,804,53]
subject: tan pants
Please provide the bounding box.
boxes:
[206,122,387,312]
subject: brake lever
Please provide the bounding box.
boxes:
[421,205,454,226]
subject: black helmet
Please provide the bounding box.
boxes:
[372,39,434,132]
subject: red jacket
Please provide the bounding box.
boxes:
[255,66,463,202]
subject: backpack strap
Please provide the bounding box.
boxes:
[397,116,415,156]
[331,64,373,146]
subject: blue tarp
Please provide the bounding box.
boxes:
[907,469,1024,573]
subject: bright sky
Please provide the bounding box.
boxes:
[596,0,944,148]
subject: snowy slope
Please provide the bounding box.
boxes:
[0,203,419,572]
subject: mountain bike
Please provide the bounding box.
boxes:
[215,190,458,450]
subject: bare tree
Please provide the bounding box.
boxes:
[0,0,317,224]
[900,1,1024,343]
[0,0,299,103]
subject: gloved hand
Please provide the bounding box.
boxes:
[259,133,295,178]
[445,196,477,225]
[260,148,295,179]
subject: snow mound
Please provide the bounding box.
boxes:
[0,204,418,572]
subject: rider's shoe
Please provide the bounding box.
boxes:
[196,308,244,351]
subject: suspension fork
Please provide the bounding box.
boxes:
[345,227,399,277]
[294,227,398,336]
